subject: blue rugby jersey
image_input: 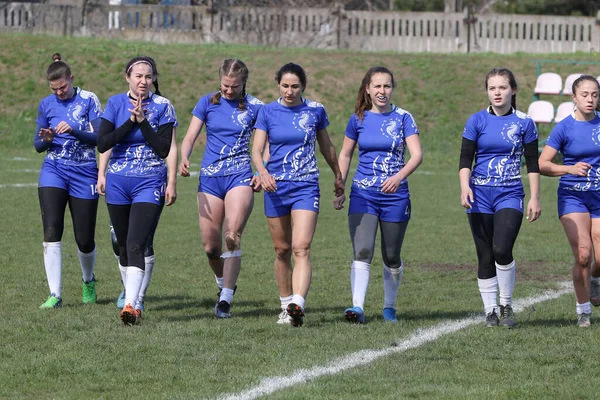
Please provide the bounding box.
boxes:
[345,105,419,192]
[192,93,263,176]
[255,98,329,182]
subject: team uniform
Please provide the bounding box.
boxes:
[461,106,538,327]
[99,91,177,320]
[343,106,419,323]
[35,87,103,308]
[545,113,600,217]
[254,97,329,217]
[193,92,264,199]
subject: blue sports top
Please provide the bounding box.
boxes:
[546,112,600,191]
[255,98,329,182]
[35,87,102,166]
[345,105,419,192]
[102,92,177,177]
[192,93,264,176]
[463,107,538,187]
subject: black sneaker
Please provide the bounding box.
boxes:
[286,303,304,327]
[499,305,517,328]
[484,309,499,327]
[214,300,231,318]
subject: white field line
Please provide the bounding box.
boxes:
[215,282,572,400]
[0,183,37,188]
[8,169,40,173]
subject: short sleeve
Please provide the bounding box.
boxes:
[345,114,359,141]
[462,113,480,141]
[545,124,564,151]
[191,95,210,123]
[523,117,538,144]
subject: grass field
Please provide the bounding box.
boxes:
[1,33,600,399]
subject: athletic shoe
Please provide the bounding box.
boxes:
[116,289,126,309]
[40,294,62,309]
[215,300,232,318]
[286,303,304,327]
[135,300,145,312]
[591,278,600,307]
[383,307,398,323]
[484,309,499,327]
[82,277,97,304]
[344,306,365,324]
[120,304,137,326]
[499,305,517,328]
[134,308,142,324]
[276,309,292,325]
[578,313,591,328]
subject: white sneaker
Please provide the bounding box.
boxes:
[277,309,292,325]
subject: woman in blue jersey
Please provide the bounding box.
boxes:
[35,53,103,309]
[252,63,345,327]
[459,68,541,328]
[97,56,178,313]
[337,66,422,324]
[179,59,263,318]
[98,56,177,325]
[539,75,600,328]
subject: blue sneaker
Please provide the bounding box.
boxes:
[344,306,365,324]
[383,308,398,323]
[117,289,126,309]
[135,300,145,312]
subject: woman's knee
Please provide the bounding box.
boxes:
[224,231,241,252]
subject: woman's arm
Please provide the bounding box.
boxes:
[165,127,178,206]
[179,116,204,177]
[316,128,344,197]
[381,134,423,194]
[97,118,135,153]
[97,149,112,196]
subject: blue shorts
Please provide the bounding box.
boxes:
[198,170,253,200]
[38,160,99,200]
[264,180,320,218]
[557,189,600,218]
[105,173,165,206]
[348,186,411,223]
[467,185,524,214]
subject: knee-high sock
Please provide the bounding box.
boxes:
[124,267,144,307]
[43,242,62,297]
[496,260,516,307]
[478,276,498,314]
[383,262,403,309]
[137,255,155,302]
[119,264,127,287]
[351,260,370,310]
[78,248,96,283]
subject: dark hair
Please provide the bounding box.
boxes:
[275,63,307,91]
[210,59,249,110]
[485,68,517,109]
[125,56,161,96]
[354,66,395,121]
[572,74,600,97]
[47,53,71,81]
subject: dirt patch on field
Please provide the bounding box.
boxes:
[420,261,567,282]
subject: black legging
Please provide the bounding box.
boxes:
[107,202,164,270]
[468,208,523,279]
[110,204,163,258]
[349,213,408,268]
[38,187,97,253]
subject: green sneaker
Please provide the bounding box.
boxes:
[40,294,62,309]
[82,277,97,304]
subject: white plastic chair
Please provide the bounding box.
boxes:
[554,101,574,123]
[534,72,562,95]
[562,73,583,95]
[527,100,555,124]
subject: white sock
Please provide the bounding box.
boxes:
[577,301,592,315]
[137,255,155,302]
[43,242,62,297]
[291,294,305,310]
[119,264,127,287]
[220,288,235,304]
[280,295,293,310]
[124,267,144,307]
[78,248,96,283]
[383,262,403,309]
[478,276,498,314]
[350,260,370,310]
[496,260,516,306]
[215,276,224,290]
